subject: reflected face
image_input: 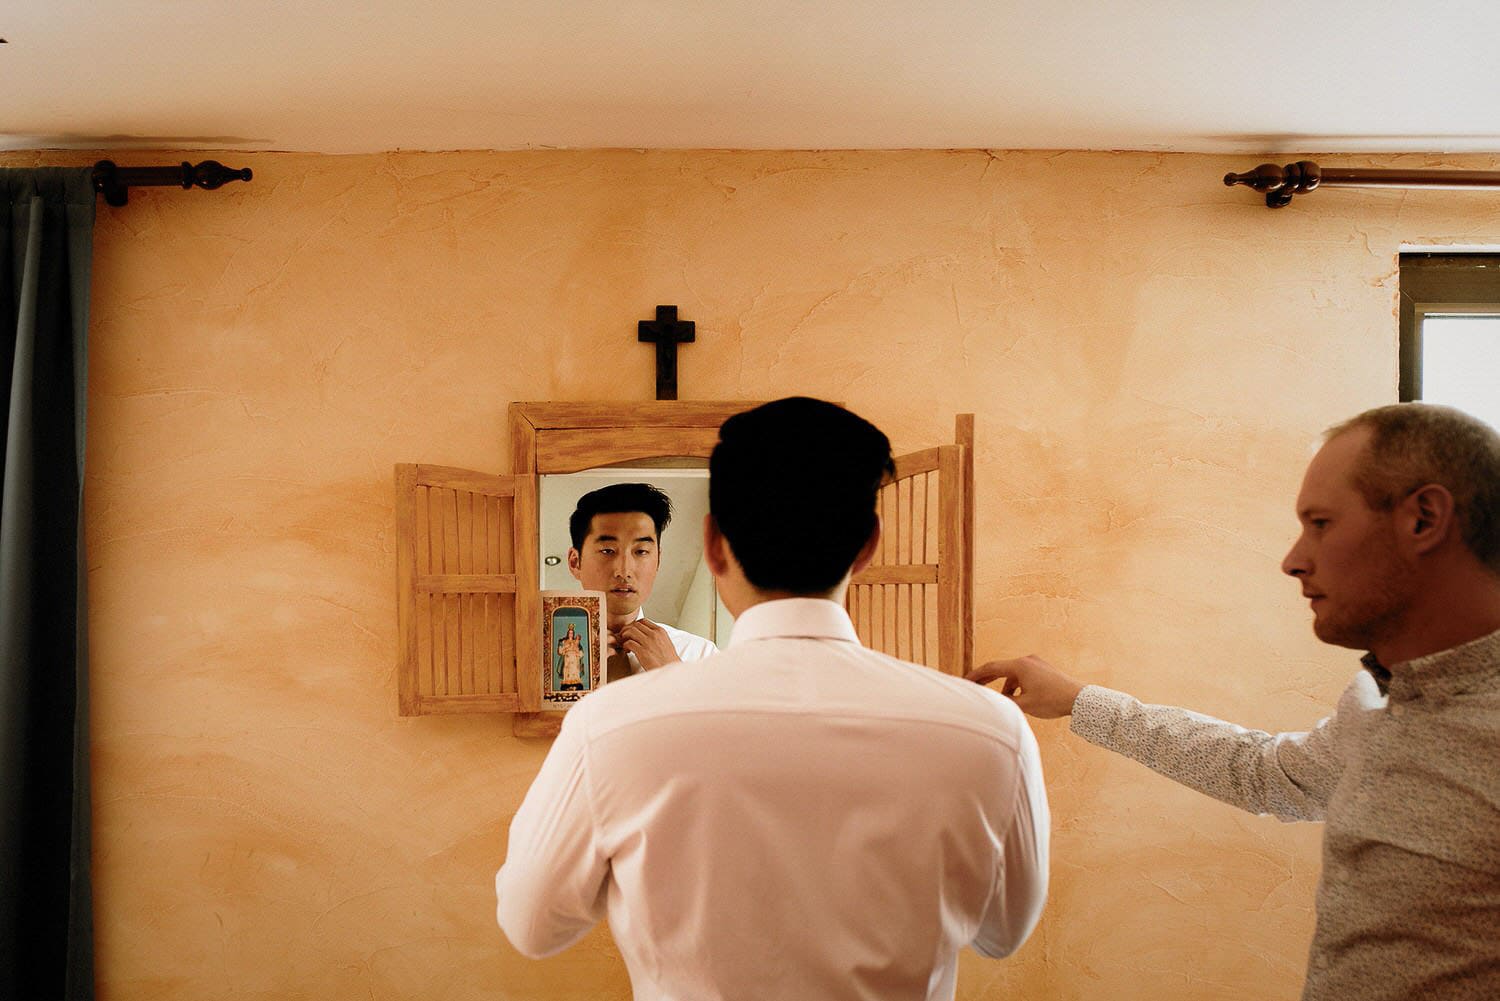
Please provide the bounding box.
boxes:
[1281,427,1415,652]
[568,511,661,620]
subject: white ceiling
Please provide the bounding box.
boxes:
[5,0,1499,155]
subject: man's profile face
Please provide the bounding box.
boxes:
[1281,427,1416,651]
[568,511,661,620]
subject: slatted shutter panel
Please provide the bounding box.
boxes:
[845,416,973,675]
[395,465,534,714]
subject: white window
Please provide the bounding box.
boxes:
[1400,254,1500,430]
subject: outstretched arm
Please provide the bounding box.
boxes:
[969,655,1350,822]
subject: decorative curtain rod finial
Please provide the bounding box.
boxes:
[187,160,253,191]
[1224,161,1321,208]
[1226,160,1500,208]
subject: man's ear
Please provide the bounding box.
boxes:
[850,517,882,577]
[702,515,730,577]
[567,547,583,580]
[1402,483,1456,556]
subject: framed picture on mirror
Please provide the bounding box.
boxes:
[541,590,605,709]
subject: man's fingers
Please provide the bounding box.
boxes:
[618,620,659,638]
[965,660,1008,686]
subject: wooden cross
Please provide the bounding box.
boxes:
[638,305,695,400]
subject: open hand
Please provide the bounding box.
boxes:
[966,654,1084,718]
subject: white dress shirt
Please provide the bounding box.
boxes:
[496,598,1050,1001]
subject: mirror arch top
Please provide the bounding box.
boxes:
[509,401,765,475]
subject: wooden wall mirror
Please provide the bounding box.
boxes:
[538,465,732,651]
[395,401,974,740]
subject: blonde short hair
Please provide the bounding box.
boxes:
[1328,403,1500,575]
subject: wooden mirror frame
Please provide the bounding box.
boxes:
[509,401,764,737]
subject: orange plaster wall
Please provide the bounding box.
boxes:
[10,148,1500,999]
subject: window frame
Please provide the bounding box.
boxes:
[1398,253,1500,402]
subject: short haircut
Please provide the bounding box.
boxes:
[1328,403,1500,575]
[710,397,895,593]
[568,483,673,551]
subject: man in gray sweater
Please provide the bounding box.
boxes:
[972,403,1500,1001]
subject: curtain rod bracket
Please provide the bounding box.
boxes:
[91,159,253,207]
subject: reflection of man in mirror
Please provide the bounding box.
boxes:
[567,482,717,681]
[500,399,1048,998]
[556,622,585,690]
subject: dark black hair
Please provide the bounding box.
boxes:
[709,397,894,593]
[568,483,674,551]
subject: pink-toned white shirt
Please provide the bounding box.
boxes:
[496,598,1050,1000]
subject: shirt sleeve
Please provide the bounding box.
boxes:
[494,704,610,957]
[1069,683,1347,822]
[971,716,1051,959]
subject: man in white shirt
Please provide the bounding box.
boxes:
[566,482,717,679]
[498,397,1050,1001]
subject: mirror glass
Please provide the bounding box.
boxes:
[539,465,733,647]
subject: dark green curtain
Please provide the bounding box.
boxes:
[0,168,95,1001]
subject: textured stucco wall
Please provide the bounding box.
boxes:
[9,147,1500,1000]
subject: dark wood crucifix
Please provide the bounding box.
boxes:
[638,305,695,400]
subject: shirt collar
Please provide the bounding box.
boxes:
[1361,625,1500,702]
[727,598,862,648]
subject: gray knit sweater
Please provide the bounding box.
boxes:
[1072,628,1500,1000]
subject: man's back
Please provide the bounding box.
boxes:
[496,599,1049,1001]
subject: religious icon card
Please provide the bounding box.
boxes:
[541,590,606,710]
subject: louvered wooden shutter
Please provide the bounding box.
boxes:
[845,416,973,676]
[395,465,535,715]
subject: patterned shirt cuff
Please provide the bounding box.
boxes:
[1069,684,1130,746]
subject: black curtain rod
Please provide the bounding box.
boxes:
[1225,160,1500,208]
[91,159,252,207]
